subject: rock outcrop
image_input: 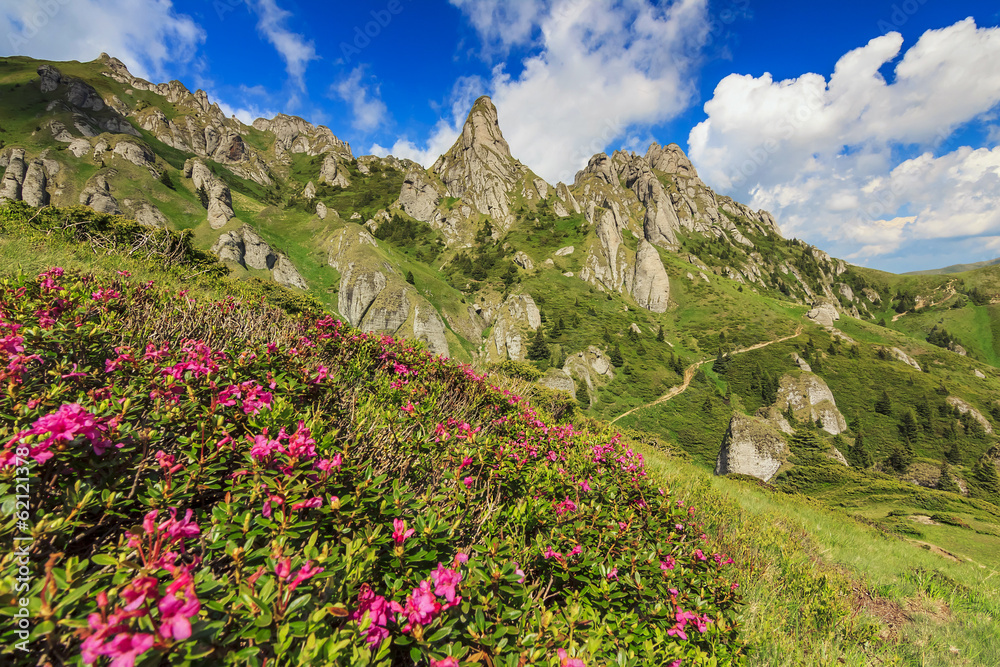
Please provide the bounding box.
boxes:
[946,397,993,435]
[715,412,789,482]
[210,225,307,290]
[252,114,351,159]
[487,293,542,361]
[0,149,27,203]
[319,155,351,188]
[413,305,449,357]
[184,159,234,229]
[773,372,847,435]
[631,241,671,312]
[806,303,840,327]
[889,347,921,372]
[563,346,615,399]
[79,173,122,214]
[539,369,576,396]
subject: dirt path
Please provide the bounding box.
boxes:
[611,326,803,424]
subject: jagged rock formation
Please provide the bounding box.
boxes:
[806,303,840,327]
[431,97,526,234]
[773,373,847,435]
[946,397,993,435]
[252,114,352,159]
[185,159,235,229]
[715,412,789,482]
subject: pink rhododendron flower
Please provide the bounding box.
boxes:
[660,557,676,571]
[2,403,112,466]
[543,547,561,560]
[463,476,474,488]
[557,648,586,667]
[95,632,154,667]
[392,580,442,632]
[431,658,459,667]
[607,568,618,581]
[392,519,415,545]
[431,563,463,605]
[287,562,323,593]
[291,497,323,511]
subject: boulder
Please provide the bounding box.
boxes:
[112,141,155,168]
[488,293,541,361]
[715,412,789,482]
[555,246,575,256]
[128,202,166,228]
[316,201,328,220]
[185,159,234,229]
[513,251,534,271]
[79,174,121,214]
[806,303,840,327]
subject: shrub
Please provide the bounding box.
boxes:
[0,267,744,666]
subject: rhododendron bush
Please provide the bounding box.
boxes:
[0,268,743,666]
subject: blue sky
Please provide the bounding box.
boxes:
[3,0,1000,273]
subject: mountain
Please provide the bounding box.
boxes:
[3,52,1000,665]
[904,256,1000,275]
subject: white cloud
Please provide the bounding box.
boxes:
[333,67,388,133]
[249,0,318,91]
[448,0,547,51]
[689,18,1000,266]
[1,0,204,81]
[393,0,711,182]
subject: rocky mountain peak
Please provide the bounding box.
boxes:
[431,95,524,232]
[645,142,699,179]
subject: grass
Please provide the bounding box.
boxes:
[640,450,1000,666]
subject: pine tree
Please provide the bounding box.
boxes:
[945,439,962,465]
[527,328,549,362]
[159,170,175,190]
[874,390,892,416]
[656,326,664,343]
[899,410,919,443]
[851,432,873,468]
[196,184,209,209]
[937,461,960,493]
[609,344,624,367]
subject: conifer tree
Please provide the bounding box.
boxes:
[937,461,960,493]
[527,328,549,361]
[874,389,892,416]
[196,184,209,209]
[656,326,664,343]
[945,439,961,465]
[609,344,624,367]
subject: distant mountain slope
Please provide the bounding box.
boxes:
[904,257,1000,275]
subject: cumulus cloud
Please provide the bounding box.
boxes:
[250,0,318,91]
[688,18,1000,268]
[0,0,204,81]
[333,67,388,133]
[381,0,711,183]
